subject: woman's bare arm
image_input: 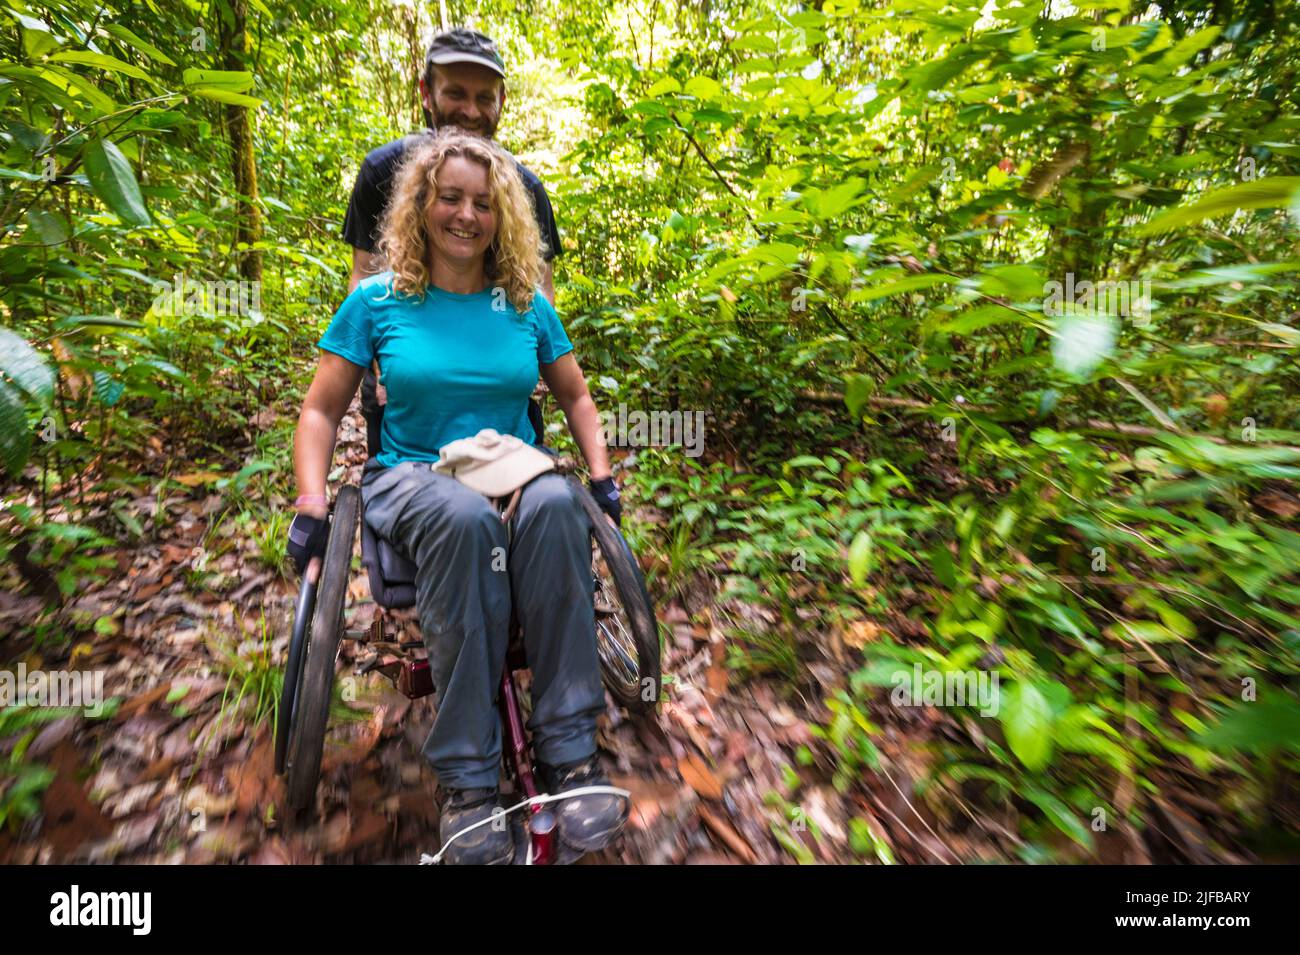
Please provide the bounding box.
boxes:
[540,352,611,481]
[293,352,366,517]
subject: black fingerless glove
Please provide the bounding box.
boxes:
[588,476,622,527]
[287,512,329,575]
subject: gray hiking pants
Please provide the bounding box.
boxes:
[360,459,605,789]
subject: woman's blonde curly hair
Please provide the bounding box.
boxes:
[376,129,543,312]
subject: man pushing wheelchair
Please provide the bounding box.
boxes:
[286,29,641,865]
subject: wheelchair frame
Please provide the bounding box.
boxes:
[275,398,660,864]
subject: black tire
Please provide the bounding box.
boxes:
[284,484,360,814]
[568,476,661,713]
[275,574,317,776]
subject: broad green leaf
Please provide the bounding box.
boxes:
[23,24,61,59]
[103,23,178,66]
[26,208,68,245]
[645,77,681,97]
[930,544,957,588]
[1138,177,1300,235]
[1257,322,1300,345]
[92,370,125,406]
[182,68,254,92]
[1160,25,1221,68]
[1112,619,1181,643]
[844,373,875,419]
[732,34,777,54]
[851,273,959,303]
[979,264,1042,301]
[83,138,151,227]
[0,167,46,182]
[1001,683,1055,772]
[49,50,152,82]
[54,315,144,331]
[814,178,864,219]
[848,530,874,586]
[0,382,33,477]
[1198,697,1300,755]
[189,86,263,108]
[0,327,55,404]
[1023,789,1094,850]
[936,304,1024,334]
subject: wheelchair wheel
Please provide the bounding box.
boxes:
[274,572,316,776]
[568,476,661,713]
[284,484,360,813]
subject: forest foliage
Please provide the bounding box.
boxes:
[2,0,1298,861]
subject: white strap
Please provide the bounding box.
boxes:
[419,785,631,865]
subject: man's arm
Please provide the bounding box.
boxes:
[350,248,378,294]
[540,261,554,305]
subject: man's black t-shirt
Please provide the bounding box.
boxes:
[341,133,561,261]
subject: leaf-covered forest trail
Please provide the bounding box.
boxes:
[3,387,1276,866]
[2,395,946,866]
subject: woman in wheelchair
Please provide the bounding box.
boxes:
[289,129,628,865]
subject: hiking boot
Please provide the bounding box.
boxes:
[541,756,629,854]
[437,786,514,865]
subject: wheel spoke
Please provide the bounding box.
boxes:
[593,548,643,696]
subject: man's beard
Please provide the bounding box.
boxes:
[427,104,498,139]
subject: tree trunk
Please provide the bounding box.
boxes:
[221,0,262,283]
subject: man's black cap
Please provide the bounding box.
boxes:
[426,28,506,79]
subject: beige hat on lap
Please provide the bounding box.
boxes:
[433,428,555,498]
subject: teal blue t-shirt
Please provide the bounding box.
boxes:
[317,272,573,468]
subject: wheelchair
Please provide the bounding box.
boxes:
[274,398,661,864]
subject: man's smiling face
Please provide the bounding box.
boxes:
[421,63,505,138]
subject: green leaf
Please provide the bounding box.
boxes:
[103,23,178,66]
[182,69,255,92]
[0,327,55,404]
[83,138,151,227]
[1023,788,1094,851]
[189,86,263,108]
[813,178,865,219]
[936,304,1024,334]
[645,77,681,97]
[25,208,68,245]
[48,50,152,82]
[1138,177,1300,235]
[848,530,874,586]
[844,374,875,419]
[979,264,1043,301]
[54,315,144,332]
[0,167,47,182]
[851,273,959,303]
[23,24,62,59]
[930,544,957,588]
[1160,25,1221,68]
[92,371,125,406]
[785,455,826,469]
[1198,697,1300,755]
[1001,683,1055,772]
[0,382,33,477]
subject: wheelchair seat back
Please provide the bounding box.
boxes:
[360,514,418,609]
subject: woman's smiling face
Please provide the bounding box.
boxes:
[426,154,496,269]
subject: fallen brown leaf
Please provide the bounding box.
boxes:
[678,753,723,801]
